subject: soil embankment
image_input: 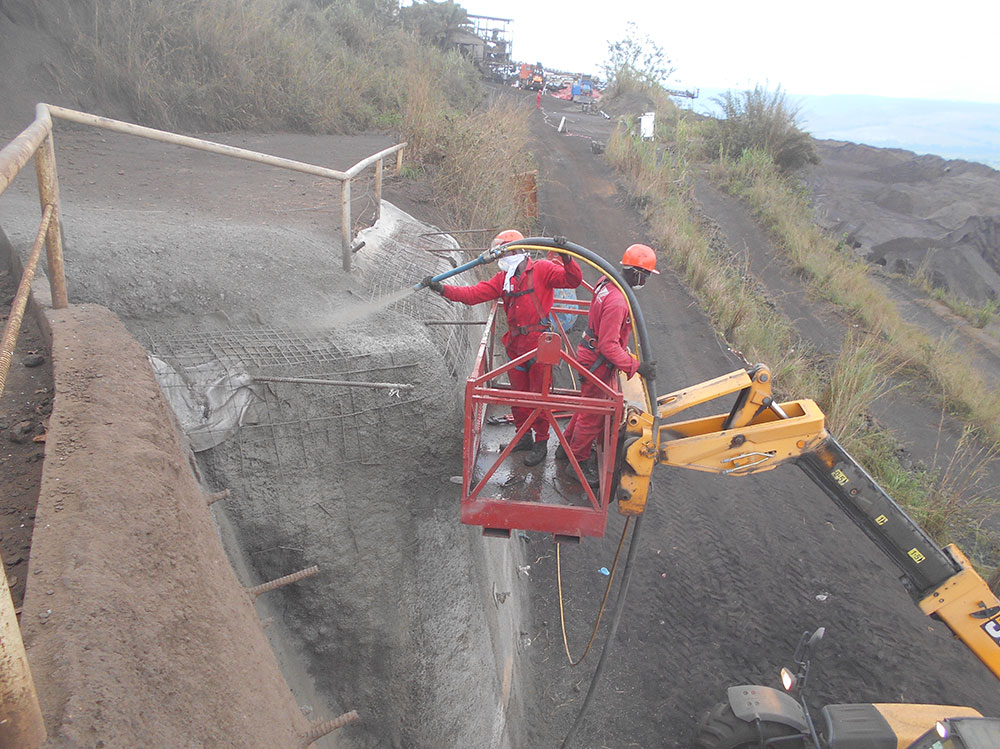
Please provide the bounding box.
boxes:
[19,302,309,746]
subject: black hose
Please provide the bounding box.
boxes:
[511,238,658,748]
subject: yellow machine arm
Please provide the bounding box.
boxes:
[614,365,1000,682]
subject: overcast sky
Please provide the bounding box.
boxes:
[454,0,1000,103]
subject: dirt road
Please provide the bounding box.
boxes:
[517,90,1000,748]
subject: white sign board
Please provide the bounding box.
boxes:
[640,111,655,140]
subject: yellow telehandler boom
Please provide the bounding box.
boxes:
[615,364,1000,681]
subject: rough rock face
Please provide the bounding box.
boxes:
[804,140,1000,303]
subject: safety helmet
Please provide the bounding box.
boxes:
[491,229,525,248]
[621,243,660,274]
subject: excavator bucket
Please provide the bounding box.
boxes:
[460,300,623,540]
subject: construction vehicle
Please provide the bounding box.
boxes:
[416,236,1000,685]
[518,63,533,89]
[528,63,545,91]
[694,627,1000,748]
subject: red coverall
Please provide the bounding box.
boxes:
[564,277,639,460]
[442,257,582,442]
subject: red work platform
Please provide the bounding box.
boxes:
[460,298,624,541]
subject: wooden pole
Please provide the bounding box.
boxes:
[374,158,383,224]
[0,206,50,749]
[341,180,352,272]
[32,122,68,308]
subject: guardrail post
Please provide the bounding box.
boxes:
[395,147,403,174]
[341,179,352,272]
[33,130,68,308]
[0,570,47,748]
[374,158,383,224]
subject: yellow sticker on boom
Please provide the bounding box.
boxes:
[831,468,849,486]
[907,548,926,564]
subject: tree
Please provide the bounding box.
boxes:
[399,0,469,49]
[603,22,675,89]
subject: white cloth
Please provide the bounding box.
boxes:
[498,253,527,293]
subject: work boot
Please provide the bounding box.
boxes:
[555,444,568,461]
[506,434,533,453]
[569,455,600,487]
[523,439,548,466]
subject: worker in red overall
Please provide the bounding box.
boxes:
[424,230,583,466]
[559,244,658,486]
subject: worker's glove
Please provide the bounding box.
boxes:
[636,360,657,380]
[421,275,444,294]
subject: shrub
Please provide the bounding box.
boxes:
[704,85,818,172]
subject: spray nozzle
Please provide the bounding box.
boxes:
[480,241,522,264]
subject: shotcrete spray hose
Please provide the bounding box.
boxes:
[494,238,657,749]
[417,237,657,747]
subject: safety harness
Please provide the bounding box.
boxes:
[581,327,609,373]
[579,279,630,374]
[503,266,551,372]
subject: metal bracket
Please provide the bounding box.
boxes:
[721,451,776,475]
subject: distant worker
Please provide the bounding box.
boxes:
[536,89,542,109]
[423,230,583,466]
[559,244,659,486]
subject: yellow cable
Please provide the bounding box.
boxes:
[556,516,632,667]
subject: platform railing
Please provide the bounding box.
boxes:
[0,103,406,748]
[461,299,624,540]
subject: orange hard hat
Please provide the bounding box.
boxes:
[621,243,660,274]
[492,229,524,248]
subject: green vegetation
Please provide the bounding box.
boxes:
[703,86,818,172]
[602,22,675,93]
[72,0,534,230]
[605,93,999,563]
[721,146,1000,447]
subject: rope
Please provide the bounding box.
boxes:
[557,516,632,666]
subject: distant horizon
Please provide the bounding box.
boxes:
[689,89,1000,170]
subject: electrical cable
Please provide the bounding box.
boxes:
[557,516,631,666]
[499,238,657,749]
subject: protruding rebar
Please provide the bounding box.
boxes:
[253,375,414,391]
[422,320,487,326]
[246,566,319,600]
[206,488,230,505]
[300,711,360,747]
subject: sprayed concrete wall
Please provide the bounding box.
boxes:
[3,182,534,746]
[185,203,533,748]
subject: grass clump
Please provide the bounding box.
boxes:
[606,124,815,395]
[704,85,818,173]
[607,119,1000,562]
[70,0,535,230]
[720,146,1000,445]
[76,0,482,134]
